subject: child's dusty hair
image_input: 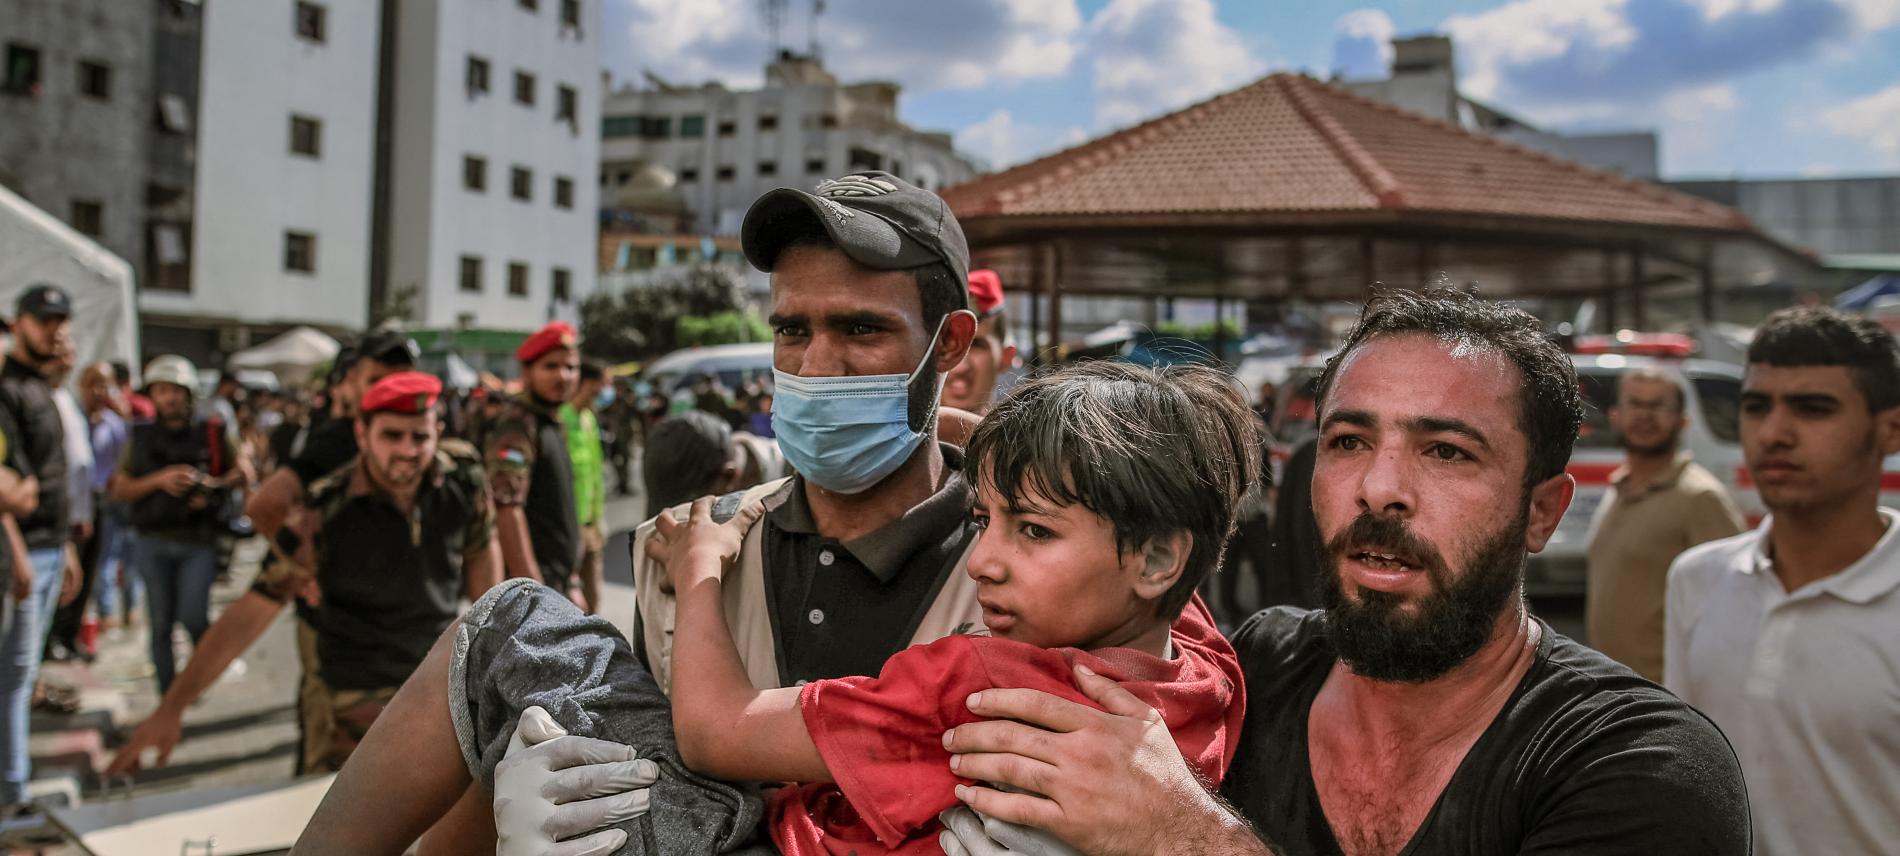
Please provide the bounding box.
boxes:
[964,361,1262,620]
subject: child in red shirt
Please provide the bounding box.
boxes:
[657,361,1262,855]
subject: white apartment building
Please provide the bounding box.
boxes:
[388,0,600,331]
[150,0,382,342]
[601,53,976,236]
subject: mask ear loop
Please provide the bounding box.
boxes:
[906,309,979,387]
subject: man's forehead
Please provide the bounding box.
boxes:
[1327,335,1522,421]
[1743,363,1860,397]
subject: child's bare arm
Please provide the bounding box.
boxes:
[654,496,831,783]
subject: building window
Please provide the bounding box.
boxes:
[890,159,903,178]
[284,231,316,273]
[679,167,700,182]
[295,2,327,43]
[805,157,826,174]
[147,221,191,292]
[820,113,838,129]
[602,115,637,137]
[716,166,735,182]
[519,0,538,10]
[467,55,490,96]
[758,114,778,131]
[289,114,322,157]
[553,176,574,209]
[3,44,42,95]
[77,61,111,100]
[848,147,883,171]
[640,116,670,139]
[514,70,535,106]
[561,0,582,29]
[459,255,482,292]
[508,262,530,296]
[716,119,736,137]
[463,155,487,192]
[758,160,778,177]
[680,115,705,137]
[69,200,103,237]
[552,267,571,303]
[556,84,577,127]
[511,166,532,201]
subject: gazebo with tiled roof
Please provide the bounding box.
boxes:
[940,72,1814,355]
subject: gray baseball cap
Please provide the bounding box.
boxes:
[741,170,970,286]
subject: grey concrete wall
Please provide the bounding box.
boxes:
[1671,176,1900,255]
[0,0,155,271]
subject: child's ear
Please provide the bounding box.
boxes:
[1133,531,1193,603]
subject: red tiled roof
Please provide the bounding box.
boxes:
[941,73,1750,231]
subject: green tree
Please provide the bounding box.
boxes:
[581,264,763,362]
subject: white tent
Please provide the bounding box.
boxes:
[227,325,339,379]
[0,183,139,379]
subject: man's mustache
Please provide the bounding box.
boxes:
[1324,512,1449,578]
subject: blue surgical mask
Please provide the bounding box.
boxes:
[771,319,955,495]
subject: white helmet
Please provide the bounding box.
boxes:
[144,354,198,394]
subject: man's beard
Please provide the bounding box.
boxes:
[1621,427,1680,457]
[1316,506,1528,683]
[367,455,425,489]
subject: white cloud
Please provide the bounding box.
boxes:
[956,109,1090,170]
[1331,9,1397,79]
[603,0,1083,93]
[1822,82,1900,161]
[1661,82,1739,116]
[1085,0,1265,128]
[1442,0,1887,126]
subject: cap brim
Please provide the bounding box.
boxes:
[742,188,941,274]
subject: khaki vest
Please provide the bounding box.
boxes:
[632,477,985,695]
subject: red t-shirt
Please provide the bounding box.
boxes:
[769,597,1244,856]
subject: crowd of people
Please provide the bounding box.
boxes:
[0,166,1891,856]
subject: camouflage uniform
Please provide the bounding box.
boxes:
[256,439,494,772]
[477,394,580,594]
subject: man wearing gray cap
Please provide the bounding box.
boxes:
[292,171,987,854]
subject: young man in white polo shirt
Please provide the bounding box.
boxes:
[1666,305,1900,856]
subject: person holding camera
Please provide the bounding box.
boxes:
[107,355,254,693]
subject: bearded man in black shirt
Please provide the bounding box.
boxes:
[939,290,1750,856]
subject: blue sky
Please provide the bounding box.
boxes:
[601,0,1900,178]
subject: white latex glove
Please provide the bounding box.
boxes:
[494,705,660,856]
[939,806,1085,856]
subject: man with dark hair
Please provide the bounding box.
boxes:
[642,411,738,514]
[0,284,73,816]
[940,289,1749,856]
[1667,305,1900,856]
[110,371,500,776]
[1586,366,1743,682]
[943,268,1017,416]
[562,359,609,612]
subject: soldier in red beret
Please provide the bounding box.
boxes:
[943,268,1018,416]
[111,371,502,775]
[475,322,584,606]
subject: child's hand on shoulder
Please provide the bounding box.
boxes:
[648,495,764,590]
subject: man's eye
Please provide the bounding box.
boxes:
[847,323,878,336]
[1022,523,1053,541]
[970,513,989,530]
[1328,434,1366,451]
[1428,443,1470,462]
[774,325,807,337]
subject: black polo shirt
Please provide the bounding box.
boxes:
[308,440,494,690]
[763,444,977,684]
[0,358,67,549]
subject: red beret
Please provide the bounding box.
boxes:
[968,269,1004,317]
[517,322,579,364]
[361,371,442,416]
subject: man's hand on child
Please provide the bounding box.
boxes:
[940,806,1085,856]
[494,705,659,856]
[647,496,764,590]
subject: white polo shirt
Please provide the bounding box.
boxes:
[1665,508,1900,856]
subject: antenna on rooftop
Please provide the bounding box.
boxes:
[760,0,786,58]
[807,0,825,60]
